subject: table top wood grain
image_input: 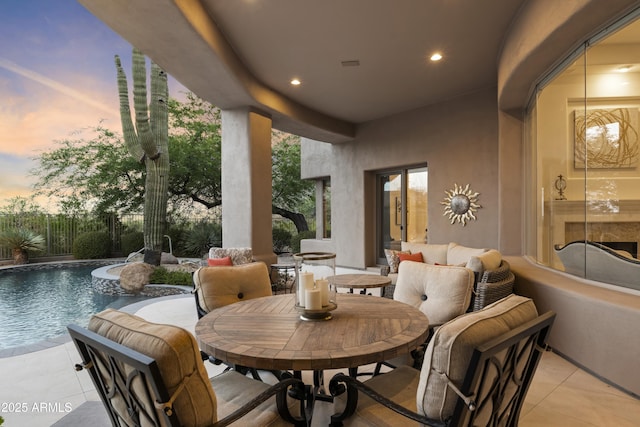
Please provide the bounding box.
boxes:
[195,293,429,371]
[327,273,392,289]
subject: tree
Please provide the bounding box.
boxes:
[32,96,222,215]
[165,93,222,211]
[32,125,144,215]
[0,196,44,216]
[271,134,314,231]
[115,48,169,266]
[32,94,313,232]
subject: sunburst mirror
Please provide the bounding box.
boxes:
[441,183,482,226]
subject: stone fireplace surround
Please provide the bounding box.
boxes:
[547,200,640,266]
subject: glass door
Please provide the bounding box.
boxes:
[377,166,428,263]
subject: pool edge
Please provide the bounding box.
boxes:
[0,293,192,358]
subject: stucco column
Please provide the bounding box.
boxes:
[221,108,276,265]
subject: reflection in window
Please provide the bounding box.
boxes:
[529,13,640,289]
[322,178,331,239]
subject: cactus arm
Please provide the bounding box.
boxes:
[115,54,145,162]
[132,48,160,160]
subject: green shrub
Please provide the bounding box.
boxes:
[73,231,112,259]
[290,230,316,254]
[120,231,144,255]
[149,266,193,286]
[0,228,45,264]
[273,227,293,254]
[183,221,222,257]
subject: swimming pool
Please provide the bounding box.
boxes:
[0,263,185,351]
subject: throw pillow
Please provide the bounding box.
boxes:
[401,242,448,265]
[398,251,424,263]
[447,242,487,266]
[207,256,233,266]
[466,249,502,273]
[208,247,253,265]
[384,249,409,273]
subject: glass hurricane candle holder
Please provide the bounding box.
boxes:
[293,252,337,321]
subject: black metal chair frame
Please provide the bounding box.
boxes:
[68,324,306,427]
[328,311,556,427]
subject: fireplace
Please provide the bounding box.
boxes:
[598,241,638,258]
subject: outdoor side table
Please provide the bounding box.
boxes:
[327,273,392,296]
[270,263,296,294]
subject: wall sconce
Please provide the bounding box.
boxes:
[554,174,567,200]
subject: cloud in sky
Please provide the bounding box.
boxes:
[0,0,187,209]
[0,57,117,116]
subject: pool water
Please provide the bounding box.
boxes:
[0,265,162,350]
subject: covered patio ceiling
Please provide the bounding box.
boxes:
[79,0,527,143]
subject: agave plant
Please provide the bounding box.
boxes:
[0,228,46,265]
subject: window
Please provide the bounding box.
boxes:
[376,166,428,263]
[527,12,640,287]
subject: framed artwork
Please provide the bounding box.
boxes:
[574,107,639,168]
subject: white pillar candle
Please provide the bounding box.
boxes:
[299,272,314,306]
[305,288,322,310]
[316,279,330,306]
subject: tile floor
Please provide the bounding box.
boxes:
[1,294,638,427]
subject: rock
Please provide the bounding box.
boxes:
[161,252,179,264]
[119,262,155,294]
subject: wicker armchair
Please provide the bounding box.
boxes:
[471,260,515,311]
[383,260,515,313]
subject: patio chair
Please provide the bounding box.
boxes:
[68,309,306,427]
[193,261,273,318]
[328,295,555,427]
[373,261,475,374]
[192,261,275,380]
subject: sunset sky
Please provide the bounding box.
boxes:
[0,0,186,211]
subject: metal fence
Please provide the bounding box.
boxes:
[0,213,312,261]
[0,213,142,260]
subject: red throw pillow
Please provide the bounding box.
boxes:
[398,252,424,263]
[207,256,233,266]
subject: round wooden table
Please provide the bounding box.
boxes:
[327,273,392,296]
[195,293,429,372]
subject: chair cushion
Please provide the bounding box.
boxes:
[446,242,487,266]
[88,309,218,427]
[194,262,272,312]
[384,248,409,273]
[401,242,448,265]
[466,249,502,274]
[416,294,538,421]
[393,261,474,327]
[209,247,253,265]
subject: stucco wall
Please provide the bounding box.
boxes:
[509,255,640,397]
[302,87,500,268]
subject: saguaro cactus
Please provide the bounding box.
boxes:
[115,49,169,266]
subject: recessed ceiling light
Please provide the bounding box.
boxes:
[290,78,301,85]
[430,52,443,62]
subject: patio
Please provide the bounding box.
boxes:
[1,291,638,426]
